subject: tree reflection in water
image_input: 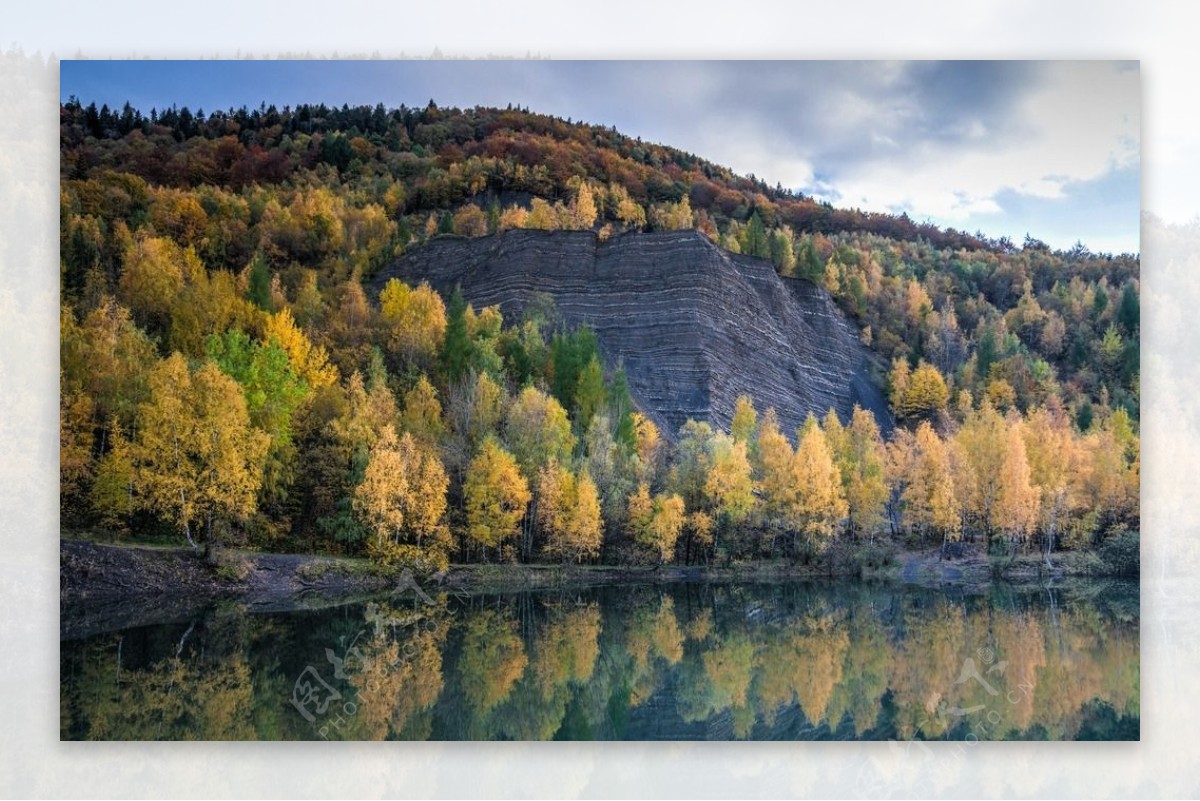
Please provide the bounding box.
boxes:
[61,580,1139,740]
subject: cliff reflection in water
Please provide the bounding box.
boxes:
[60,580,1139,741]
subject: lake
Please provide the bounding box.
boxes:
[60,579,1139,740]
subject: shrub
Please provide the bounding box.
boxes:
[1099,529,1140,577]
[1059,549,1105,576]
[854,540,898,574]
[210,548,252,582]
[366,539,449,574]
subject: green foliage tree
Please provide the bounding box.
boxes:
[245,251,273,311]
[549,326,599,412]
[504,385,576,479]
[741,212,769,259]
[574,355,606,435]
[205,329,309,508]
[441,286,472,383]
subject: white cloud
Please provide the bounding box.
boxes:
[807,62,1139,224]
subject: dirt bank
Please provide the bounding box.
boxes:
[60,540,396,639]
[62,536,1098,601]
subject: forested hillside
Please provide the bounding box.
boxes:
[59,98,1139,571]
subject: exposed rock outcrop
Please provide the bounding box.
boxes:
[372,229,891,439]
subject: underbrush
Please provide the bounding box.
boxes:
[208,548,252,582]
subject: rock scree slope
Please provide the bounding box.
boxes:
[371,229,891,439]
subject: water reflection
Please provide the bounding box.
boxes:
[60,581,1139,741]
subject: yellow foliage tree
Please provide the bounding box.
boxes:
[401,375,446,445]
[705,433,755,524]
[570,181,598,229]
[792,418,849,542]
[1090,408,1140,526]
[650,493,686,563]
[627,482,654,541]
[902,421,961,545]
[651,197,694,231]
[836,406,890,538]
[754,409,798,535]
[118,234,189,331]
[60,387,95,520]
[985,378,1017,412]
[730,394,758,446]
[169,265,256,359]
[464,437,532,552]
[628,482,685,563]
[446,369,506,453]
[1022,405,1079,558]
[630,411,661,482]
[609,183,647,229]
[525,198,559,230]
[263,307,338,389]
[64,297,158,428]
[497,205,529,231]
[504,385,575,479]
[688,510,715,555]
[134,353,269,548]
[537,462,604,562]
[992,418,1040,544]
[90,417,134,531]
[452,204,489,237]
[897,361,950,420]
[345,624,446,740]
[457,610,528,719]
[353,425,451,570]
[329,370,400,456]
[952,402,1006,538]
[379,279,447,366]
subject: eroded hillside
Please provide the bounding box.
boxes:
[373,229,891,439]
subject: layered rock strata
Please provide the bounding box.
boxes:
[373,229,891,440]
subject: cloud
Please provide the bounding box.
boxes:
[796,62,1139,244]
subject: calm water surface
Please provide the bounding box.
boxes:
[60,580,1139,740]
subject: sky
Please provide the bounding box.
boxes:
[60,60,1141,255]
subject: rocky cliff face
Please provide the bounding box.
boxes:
[372,230,891,440]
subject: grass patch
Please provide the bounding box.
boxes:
[210,549,252,582]
[297,556,403,583]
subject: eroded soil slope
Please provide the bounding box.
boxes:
[374,229,891,439]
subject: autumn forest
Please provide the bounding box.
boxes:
[59,98,1140,576]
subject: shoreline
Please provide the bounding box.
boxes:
[60,537,1135,640]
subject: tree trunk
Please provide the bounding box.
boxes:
[181,490,197,550]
